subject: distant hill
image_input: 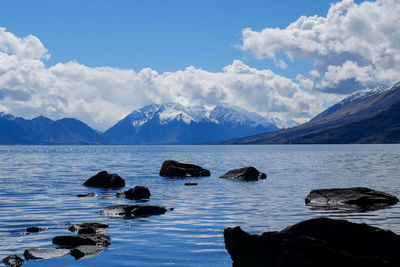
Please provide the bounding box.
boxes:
[102,102,281,144]
[0,113,103,144]
[216,81,400,144]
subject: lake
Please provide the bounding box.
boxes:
[0,145,399,266]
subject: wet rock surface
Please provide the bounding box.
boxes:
[220,167,266,181]
[52,234,111,249]
[23,248,70,261]
[68,222,108,233]
[184,182,198,186]
[77,192,96,197]
[116,186,151,200]
[70,245,106,260]
[26,227,45,233]
[305,187,399,211]
[2,255,24,267]
[224,217,400,266]
[100,205,173,218]
[83,171,125,188]
[159,160,210,178]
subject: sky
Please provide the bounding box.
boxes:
[0,0,399,131]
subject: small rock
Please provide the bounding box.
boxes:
[100,205,173,219]
[26,227,45,233]
[159,160,210,178]
[77,192,96,197]
[83,171,125,188]
[52,234,111,249]
[184,182,198,186]
[2,255,24,267]
[70,245,107,260]
[23,248,70,261]
[116,186,151,200]
[305,187,399,211]
[68,222,108,233]
[220,167,266,181]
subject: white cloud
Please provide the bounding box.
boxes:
[241,0,400,94]
[0,28,321,130]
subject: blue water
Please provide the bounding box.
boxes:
[0,145,399,266]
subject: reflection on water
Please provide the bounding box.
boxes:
[0,144,399,266]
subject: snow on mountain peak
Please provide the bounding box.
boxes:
[340,85,389,105]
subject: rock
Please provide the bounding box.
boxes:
[159,160,210,178]
[116,186,151,200]
[70,245,107,260]
[224,217,400,266]
[305,187,399,211]
[52,234,111,249]
[26,227,45,233]
[83,171,125,188]
[100,205,173,219]
[220,167,266,181]
[68,222,108,233]
[184,182,198,186]
[77,192,96,197]
[23,248,70,260]
[2,255,24,267]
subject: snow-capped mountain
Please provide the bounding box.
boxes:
[102,103,280,144]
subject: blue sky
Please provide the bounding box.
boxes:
[0,0,398,130]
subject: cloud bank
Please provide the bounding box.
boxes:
[241,0,400,94]
[0,27,319,130]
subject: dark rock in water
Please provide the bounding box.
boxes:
[159,160,210,178]
[184,182,198,186]
[305,187,399,211]
[26,227,45,233]
[70,245,107,260]
[52,234,111,249]
[23,248,70,260]
[100,205,173,219]
[83,171,125,188]
[68,222,108,233]
[220,167,266,181]
[77,192,96,197]
[2,255,24,267]
[78,228,97,235]
[224,217,400,266]
[116,186,151,200]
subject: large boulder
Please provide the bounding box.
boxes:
[220,167,266,181]
[70,245,107,260]
[159,160,210,178]
[2,255,24,267]
[116,186,151,200]
[23,248,70,261]
[83,171,125,188]
[100,205,173,219]
[305,187,399,211]
[224,218,400,266]
[52,234,111,249]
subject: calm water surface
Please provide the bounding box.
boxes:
[0,145,399,266]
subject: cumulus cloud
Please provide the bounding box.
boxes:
[241,0,400,94]
[0,28,321,130]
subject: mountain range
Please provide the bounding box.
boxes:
[217,81,400,144]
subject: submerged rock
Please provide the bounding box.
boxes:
[220,167,266,181]
[305,187,399,211]
[100,204,173,219]
[26,227,45,233]
[77,192,96,197]
[70,245,107,260]
[23,248,70,261]
[159,160,210,178]
[52,234,111,249]
[184,182,198,186]
[224,217,400,266]
[2,255,24,267]
[116,186,151,200]
[83,171,125,188]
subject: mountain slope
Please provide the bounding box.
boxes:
[0,114,103,144]
[102,103,279,144]
[217,81,400,144]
